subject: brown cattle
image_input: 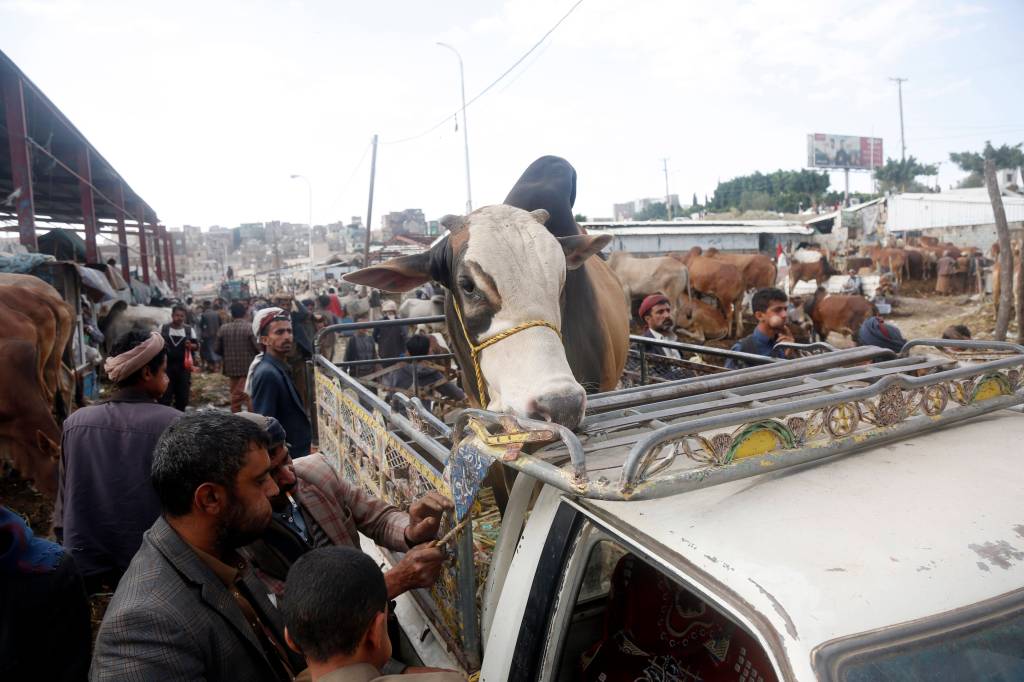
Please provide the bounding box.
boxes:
[865,246,909,284]
[0,274,75,409]
[674,248,745,336]
[788,249,834,292]
[0,288,57,402]
[608,252,690,316]
[675,296,729,342]
[0,338,61,497]
[800,287,876,342]
[702,247,778,290]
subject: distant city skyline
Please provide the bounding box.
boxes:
[2,0,1021,229]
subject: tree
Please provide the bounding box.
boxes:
[710,169,831,213]
[872,156,937,193]
[692,192,699,208]
[952,142,1024,342]
[573,213,588,223]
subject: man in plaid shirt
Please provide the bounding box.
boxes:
[237,413,451,599]
[215,301,260,412]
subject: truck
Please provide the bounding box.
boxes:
[312,321,1024,681]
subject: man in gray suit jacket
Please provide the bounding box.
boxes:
[91,412,307,681]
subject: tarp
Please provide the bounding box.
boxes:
[0,252,55,273]
[37,229,87,261]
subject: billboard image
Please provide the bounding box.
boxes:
[807,133,883,170]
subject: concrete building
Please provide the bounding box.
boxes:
[613,195,683,221]
[381,209,427,239]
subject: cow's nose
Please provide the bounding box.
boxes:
[527,388,586,429]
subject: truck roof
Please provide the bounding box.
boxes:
[583,408,1024,676]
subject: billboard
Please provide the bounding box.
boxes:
[807,133,883,170]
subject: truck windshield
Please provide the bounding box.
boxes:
[840,610,1024,681]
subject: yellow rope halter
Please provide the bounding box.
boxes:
[450,297,561,407]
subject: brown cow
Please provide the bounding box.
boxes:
[675,296,729,342]
[608,252,690,317]
[0,274,75,410]
[797,287,876,343]
[0,338,61,497]
[674,248,745,336]
[703,247,777,290]
[788,248,834,293]
[865,246,909,284]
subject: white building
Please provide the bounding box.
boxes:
[885,188,1024,249]
[582,220,812,255]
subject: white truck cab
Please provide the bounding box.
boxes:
[316,333,1024,681]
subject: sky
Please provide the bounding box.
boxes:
[2,0,1023,228]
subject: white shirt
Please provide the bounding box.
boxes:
[649,328,682,360]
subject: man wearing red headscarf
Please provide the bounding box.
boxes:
[638,294,682,361]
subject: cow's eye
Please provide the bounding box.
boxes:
[458,276,476,295]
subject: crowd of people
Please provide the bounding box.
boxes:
[1,282,477,681]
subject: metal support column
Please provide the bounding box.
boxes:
[152,222,164,283]
[77,145,98,262]
[160,226,173,290]
[137,204,150,284]
[112,182,130,281]
[2,67,37,249]
[165,227,177,291]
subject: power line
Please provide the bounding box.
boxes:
[382,0,586,145]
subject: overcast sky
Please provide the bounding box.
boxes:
[2,0,1022,228]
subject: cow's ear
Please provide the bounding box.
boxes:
[559,233,612,270]
[344,252,433,292]
[529,209,550,225]
[440,214,466,232]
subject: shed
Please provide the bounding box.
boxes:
[581,221,812,256]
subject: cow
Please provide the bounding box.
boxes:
[344,157,628,428]
[0,273,75,410]
[0,337,62,498]
[675,296,729,343]
[789,248,834,292]
[673,248,745,337]
[607,252,690,316]
[794,287,876,343]
[865,246,909,284]
[399,295,446,333]
[702,247,777,290]
[99,302,172,354]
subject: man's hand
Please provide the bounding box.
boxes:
[405,492,454,546]
[384,544,446,598]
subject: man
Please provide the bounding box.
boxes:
[237,412,449,599]
[841,269,863,296]
[91,412,306,681]
[216,300,261,412]
[725,288,794,369]
[252,308,313,459]
[274,295,316,413]
[373,300,407,364]
[315,294,339,361]
[57,330,180,594]
[200,300,223,372]
[936,253,956,295]
[343,312,379,379]
[326,287,345,319]
[1,505,92,681]
[282,547,464,682]
[857,315,907,354]
[160,303,198,411]
[386,334,465,410]
[638,294,682,360]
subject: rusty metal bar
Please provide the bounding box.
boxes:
[77,144,98,262]
[166,227,178,291]
[152,221,164,283]
[2,66,36,249]
[136,203,149,284]
[112,182,130,281]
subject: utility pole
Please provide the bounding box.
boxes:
[661,158,672,220]
[363,134,379,267]
[889,77,908,161]
[438,42,473,214]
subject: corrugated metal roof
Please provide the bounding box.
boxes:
[584,219,801,229]
[887,192,1024,232]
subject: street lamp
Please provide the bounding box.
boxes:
[290,174,314,293]
[437,42,473,214]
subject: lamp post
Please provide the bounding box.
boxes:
[290,174,314,293]
[437,42,473,214]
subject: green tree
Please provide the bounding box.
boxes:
[872,156,937,192]
[691,192,699,208]
[950,141,1023,190]
[711,169,831,213]
[573,213,588,223]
